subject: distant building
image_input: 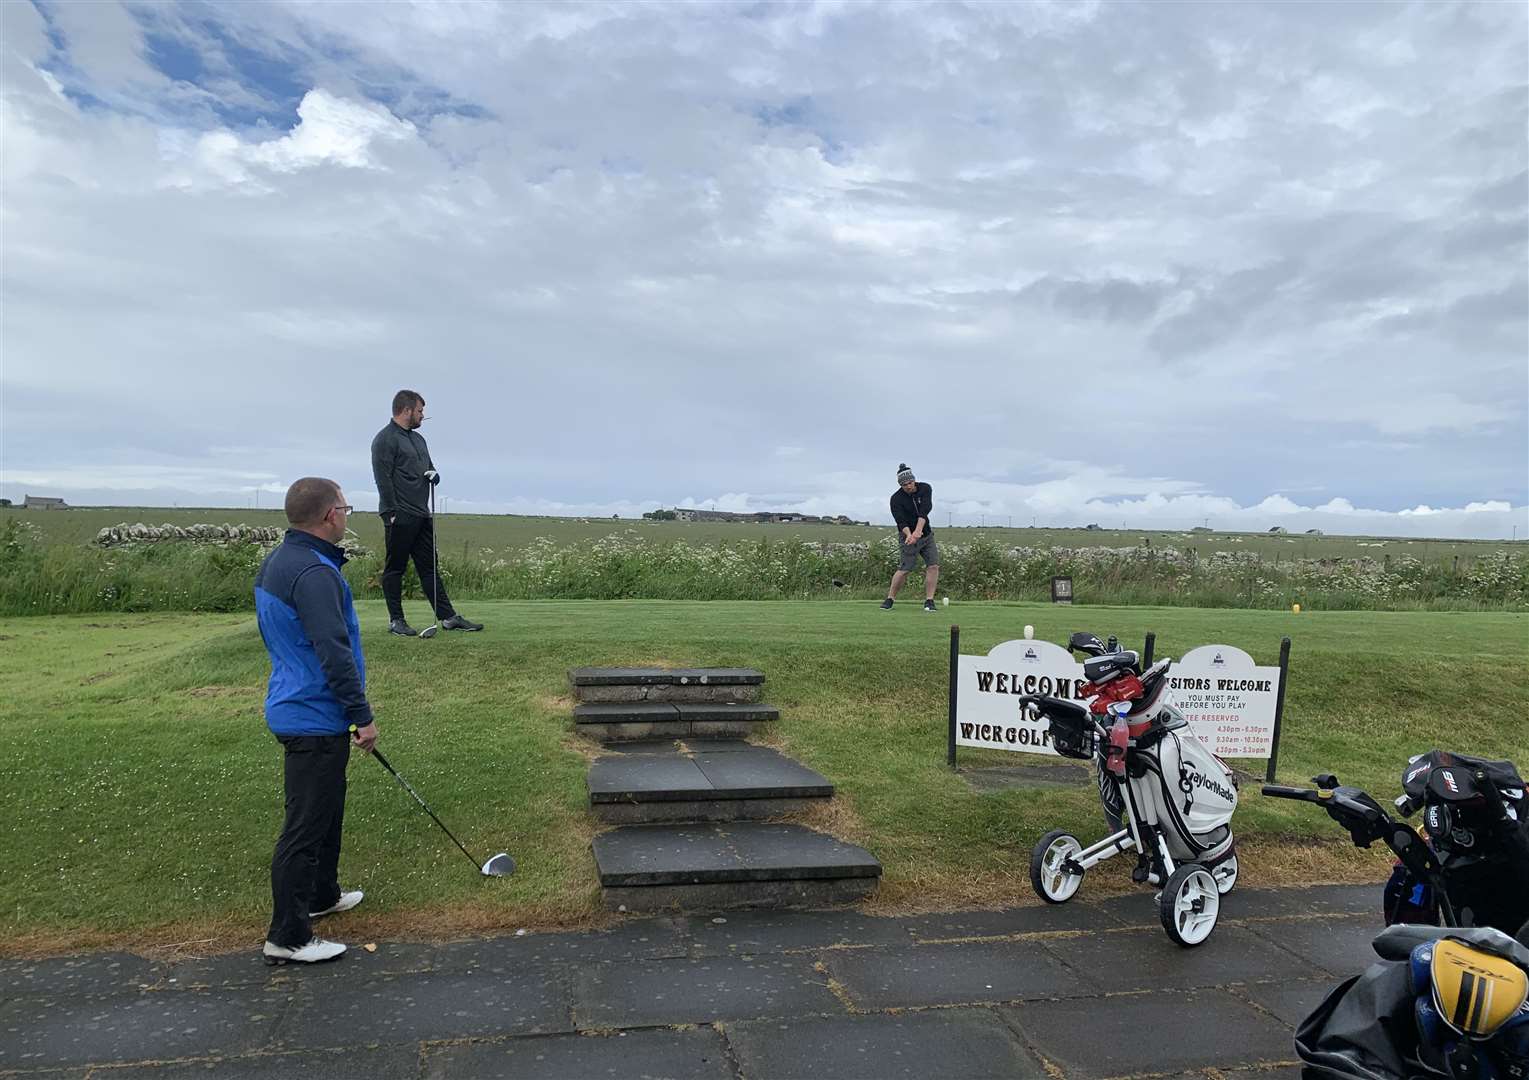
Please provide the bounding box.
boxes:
[1305,528,1324,536]
[1084,523,1102,531]
[23,495,68,510]
[1269,526,1288,534]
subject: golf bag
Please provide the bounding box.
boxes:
[1294,924,1529,1080]
[1263,751,1529,937]
[1024,632,1240,947]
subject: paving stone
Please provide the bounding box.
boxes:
[727,1008,1049,1079]
[0,986,287,1069]
[422,1027,733,1079]
[674,702,780,722]
[1219,884,1379,921]
[683,909,916,956]
[272,969,572,1047]
[1243,914,1381,979]
[691,749,833,798]
[0,952,158,997]
[571,954,840,1027]
[588,755,713,801]
[604,876,877,912]
[154,942,437,990]
[665,669,765,686]
[824,939,1087,1009]
[1238,977,1336,1027]
[1001,989,1296,1076]
[1049,926,1321,992]
[569,668,679,686]
[898,901,1131,941]
[1223,1066,1303,1080]
[592,823,880,887]
[98,1046,418,1079]
[429,919,690,971]
[573,702,681,723]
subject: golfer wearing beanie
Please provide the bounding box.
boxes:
[883,464,939,611]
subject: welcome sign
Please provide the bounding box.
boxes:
[950,635,1286,761]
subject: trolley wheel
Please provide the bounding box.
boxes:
[1159,863,1220,946]
[1030,829,1085,904]
[1210,852,1239,895]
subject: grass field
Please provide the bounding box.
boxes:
[1,600,1524,956]
[5,505,1521,566]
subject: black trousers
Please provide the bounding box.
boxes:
[381,512,455,623]
[268,734,350,948]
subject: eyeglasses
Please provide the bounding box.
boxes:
[330,504,354,515]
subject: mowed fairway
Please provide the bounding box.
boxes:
[0,601,1524,954]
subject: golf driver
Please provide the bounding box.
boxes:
[418,480,440,639]
[352,727,514,877]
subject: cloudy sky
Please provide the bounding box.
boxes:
[2,1,1525,538]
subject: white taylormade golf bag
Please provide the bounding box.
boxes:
[1022,632,1240,946]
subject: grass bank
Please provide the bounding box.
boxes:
[0,601,1524,955]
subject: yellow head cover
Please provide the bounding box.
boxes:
[1431,937,1529,1039]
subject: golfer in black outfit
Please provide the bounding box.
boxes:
[882,463,940,611]
[371,389,482,636]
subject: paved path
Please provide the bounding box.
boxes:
[0,884,1385,1078]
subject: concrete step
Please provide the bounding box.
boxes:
[588,745,834,824]
[592,822,881,912]
[569,667,764,704]
[574,702,780,743]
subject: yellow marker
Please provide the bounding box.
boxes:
[1292,603,1301,614]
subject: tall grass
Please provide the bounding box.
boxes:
[1,518,1524,616]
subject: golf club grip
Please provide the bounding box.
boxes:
[1261,785,1315,801]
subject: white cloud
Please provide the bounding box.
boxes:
[1,1,1524,540]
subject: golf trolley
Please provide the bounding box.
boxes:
[1022,632,1240,947]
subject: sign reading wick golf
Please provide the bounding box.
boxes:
[951,636,1285,759]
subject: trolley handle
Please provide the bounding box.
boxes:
[1260,784,1321,802]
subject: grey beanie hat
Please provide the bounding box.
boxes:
[896,464,915,484]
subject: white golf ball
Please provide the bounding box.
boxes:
[1023,624,1035,639]
[942,596,949,606]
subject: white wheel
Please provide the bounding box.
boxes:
[1211,853,1238,895]
[1159,864,1220,946]
[1030,829,1085,904]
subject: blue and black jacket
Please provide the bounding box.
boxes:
[255,529,372,737]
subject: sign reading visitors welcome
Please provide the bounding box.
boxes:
[949,635,1286,760]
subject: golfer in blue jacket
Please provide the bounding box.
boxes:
[254,477,378,965]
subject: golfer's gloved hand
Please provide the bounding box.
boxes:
[424,470,440,485]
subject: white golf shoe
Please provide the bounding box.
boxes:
[262,937,347,965]
[310,890,364,918]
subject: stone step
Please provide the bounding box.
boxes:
[589,745,834,824]
[569,668,764,704]
[592,822,881,912]
[574,702,780,743]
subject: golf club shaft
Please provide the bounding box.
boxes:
[368,746,484,872]
[430,484,439,622]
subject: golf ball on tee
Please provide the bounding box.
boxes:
[1023,624,1034,639]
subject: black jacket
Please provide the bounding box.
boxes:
[890,483,934,536]
[371,421,436,518]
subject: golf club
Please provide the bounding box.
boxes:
[352,727,515,877]
[418,482,440,639]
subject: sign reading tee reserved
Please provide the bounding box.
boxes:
[949,633,1289,762]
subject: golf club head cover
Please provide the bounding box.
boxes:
[424,470,440,485]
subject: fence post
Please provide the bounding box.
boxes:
[1142,632,1155,667]
[947,625,960,768]
[1265,636,1293,783]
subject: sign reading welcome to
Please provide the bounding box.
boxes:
[952,637,1284,759]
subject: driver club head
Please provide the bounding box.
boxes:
[481,853,515,877]
[418,623,439,639]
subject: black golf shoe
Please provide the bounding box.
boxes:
[441,614,483,631]
[388,620,418,637]
[879,598,894,609]
[923,599,937,612]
